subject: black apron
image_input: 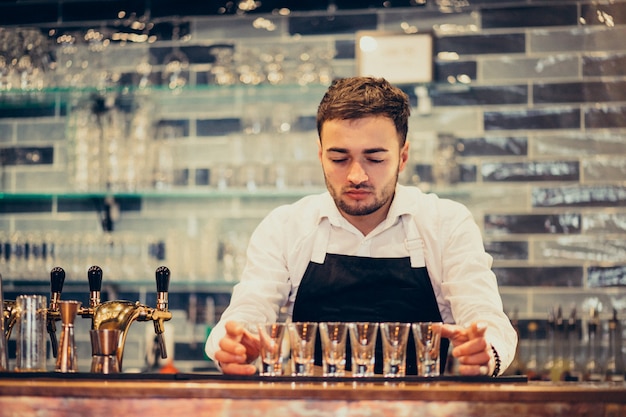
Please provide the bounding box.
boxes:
[291,216,449,375]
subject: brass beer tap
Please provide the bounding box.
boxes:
[81,265,173,371]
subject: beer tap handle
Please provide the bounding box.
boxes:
[155,266,170,312]
[50,266,65,311]
[48,266,65,358]
[154,266,170,359]
[87,265,103,309]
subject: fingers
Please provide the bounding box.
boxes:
[219,362,258,375]
[450,321,492,376]
[216,321,260,375]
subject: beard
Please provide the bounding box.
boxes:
[325,169,399,217]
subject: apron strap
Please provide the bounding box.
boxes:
[311,218,331,264]
[401,215,426,268]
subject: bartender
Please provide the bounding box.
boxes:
[205,76,517,376]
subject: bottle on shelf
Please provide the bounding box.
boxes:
[525,320,542,381]
[604,309,625,382]
[502,309,526,376]
[561,307,582,382]
[548,306,567,382]
[583,307,604,382]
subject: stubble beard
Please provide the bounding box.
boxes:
[325,169,399,217]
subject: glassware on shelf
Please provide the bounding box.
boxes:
[161,24,189,92]
[562,307,582,381]
[207,45,236,86]
[605,309,625,382]
[583,307,604,382]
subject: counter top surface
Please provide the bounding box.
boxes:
[1,373,625,403]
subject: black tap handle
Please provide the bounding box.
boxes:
[88,265,103,292]
[50,267,65,294]
[155,266,170,293]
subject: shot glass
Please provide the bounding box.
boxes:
[412,321,443,377]
[348,322,379,377]
[380,322,411,378]
[15,295,47,372]
[257,322,286,376]
[318,322,348,377]
[287,322,318,376]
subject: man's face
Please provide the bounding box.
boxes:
[318,116,409,231]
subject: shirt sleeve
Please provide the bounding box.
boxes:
[420,196,518,375]
[204,205,294,361]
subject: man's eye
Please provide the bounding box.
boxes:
[331,158,348,163]
[368,159,384,163]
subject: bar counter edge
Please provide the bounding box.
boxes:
[1,375,625,417]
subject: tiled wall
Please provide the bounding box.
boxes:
[1,0,626,371]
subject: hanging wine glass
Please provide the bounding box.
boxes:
[161,23,189,91]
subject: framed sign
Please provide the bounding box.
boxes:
[356,31,433,84]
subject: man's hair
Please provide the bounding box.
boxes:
[316,76,411,145]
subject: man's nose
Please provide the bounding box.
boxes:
[347,161,368,184]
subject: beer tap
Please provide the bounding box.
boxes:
[152,266,171,360]
[46,266,66,359]
[84,265,173,371]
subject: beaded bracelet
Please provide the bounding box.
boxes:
[490,345,501,377]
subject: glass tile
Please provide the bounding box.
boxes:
[17,121,66,142]
[583,53,626,76]
[436,33,525,56]
[0,124,13,143]
[534,236,626,263]
[583,212,626,234]
[481,6,578,29]
[0,198,52,214]
[194,16,288,41]
[484,108,580,131]
[585,105,626,129]
[484,240,529,260]
[288,13,377,36]
[0,103,57,119]
[435,61,477,83]
[197,118,242,136]
[432,85,527,106]
[482,161,579,182]
[588,266,626,287]
[583,158,626,182]
[195,168,211,186]
[482,56,579,81]
[532,185,626,208]
[530,27,626,53]
[534,81,626,104]
[0,146,53,166]
[484,214,581,235]
[457,136,527,156]
[492,266,584,287]
[532,132,626,157]
[334,40,355,60]
[379,8,476,32]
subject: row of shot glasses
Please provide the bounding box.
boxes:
[256,321,443,378]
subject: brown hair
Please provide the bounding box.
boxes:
[316,76,411,145]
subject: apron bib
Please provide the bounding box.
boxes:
[292,216,449,375]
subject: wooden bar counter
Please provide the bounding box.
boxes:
[1,373,625,417]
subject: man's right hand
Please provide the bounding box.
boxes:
[213,321,260,375]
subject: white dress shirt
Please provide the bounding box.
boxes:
[205,184,517,374]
